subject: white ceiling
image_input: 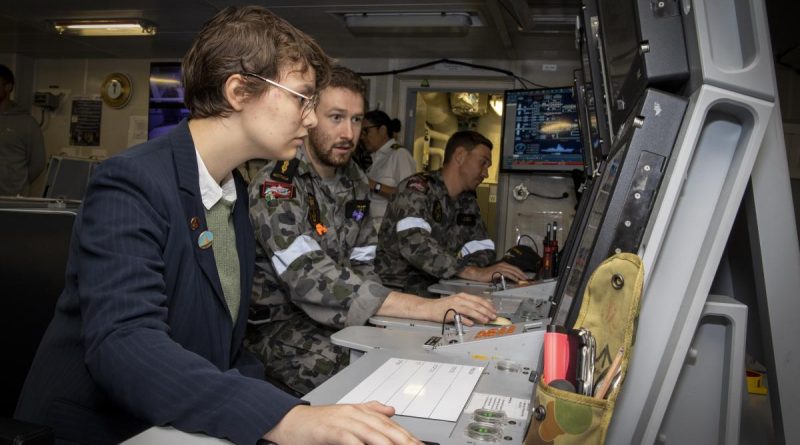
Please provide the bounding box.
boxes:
[0,0,583,60]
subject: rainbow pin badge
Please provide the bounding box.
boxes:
[197,230,214,249]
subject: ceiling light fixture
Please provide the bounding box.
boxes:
[52,19,156,37]
[342,12,480,37]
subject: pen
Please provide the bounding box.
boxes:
[595,346,624,399]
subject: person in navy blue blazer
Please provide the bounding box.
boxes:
[14,6,420,445]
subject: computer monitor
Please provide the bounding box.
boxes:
[500,87,584,173]
[42,156,101,200]
[597,0,688,136]
[550,88,688,327]
[573,70,599,177]
[580,0,614,157]
[148,62,189,140]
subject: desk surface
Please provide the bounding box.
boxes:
[305,348,535,445]
[122,426,231,444]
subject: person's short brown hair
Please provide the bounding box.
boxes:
[182,6,332,119]
[327,65,367,103]
[443,130,493,164]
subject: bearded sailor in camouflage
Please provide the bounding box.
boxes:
[246,68,498,395]
[377,131,528,295]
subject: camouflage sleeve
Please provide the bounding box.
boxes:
[460,198,497,267]
[392,189,464,279]
[348,210,384,284]
[249,181,389,330]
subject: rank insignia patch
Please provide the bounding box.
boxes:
[270,159,299,182]
[261,180,294,201]
[406,176,428,193]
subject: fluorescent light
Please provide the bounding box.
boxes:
[343,12,478,36]
[52,19,156,37]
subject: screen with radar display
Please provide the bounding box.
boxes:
[500,87,584,172]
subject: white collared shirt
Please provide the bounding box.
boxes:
[367,138,416,225]
[195,149,237,210]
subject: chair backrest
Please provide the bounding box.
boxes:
[0,198,78,417]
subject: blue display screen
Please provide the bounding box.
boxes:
[501,87,583,172]
[148,62,189,140]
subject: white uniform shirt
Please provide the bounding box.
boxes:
[366,138,416,228]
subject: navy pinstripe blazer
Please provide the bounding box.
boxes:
[15,120,300,444]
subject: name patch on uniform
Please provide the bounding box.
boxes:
[346,199,370,222]
[406,176,428,194]
[270,159,299,182]
[457,213,477,226]
[261,180,294,201]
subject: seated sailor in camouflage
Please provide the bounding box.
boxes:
[246,66,497,395]
[376,131,528,296]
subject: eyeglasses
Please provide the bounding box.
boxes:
[360,125,378,135]
[242,72,319,118]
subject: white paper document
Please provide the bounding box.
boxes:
[464,393,531,421]
[337,358,484,422]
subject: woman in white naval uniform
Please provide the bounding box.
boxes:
[361,110,417,229]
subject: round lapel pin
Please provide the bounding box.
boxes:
[190,216,200,231]
[197,230,214,249]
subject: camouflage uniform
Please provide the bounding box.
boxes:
[376,170,496,296]
[246,148,390,395]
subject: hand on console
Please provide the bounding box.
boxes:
[264,402,423,445]
[457,262,528,283]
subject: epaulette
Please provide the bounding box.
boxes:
[406,174,429,194]
[270,158,299,182]
[391,143,401,150]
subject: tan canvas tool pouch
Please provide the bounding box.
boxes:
[524,252,644,445]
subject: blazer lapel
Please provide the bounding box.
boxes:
[170,120,226,310]
[231,171,255,351]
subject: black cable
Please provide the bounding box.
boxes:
[356,58,551,89]
[38,108,46,127]
[442,308,457,335]
[497,0,524,30]
[530,191,570,200]
[491,271,503,284]
[517,234,539,254]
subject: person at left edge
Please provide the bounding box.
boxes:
[247,66,497,396]
[14,7,422,445]
[0,63,46,197]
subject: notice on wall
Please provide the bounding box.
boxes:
[69,99,102,146]
[127,115,148,147]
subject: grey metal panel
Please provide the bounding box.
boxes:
[683,0,776,101]
[658,295,747,445]
[745,110,800,445]
[606,85,774,444]
[333,324,546,370]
